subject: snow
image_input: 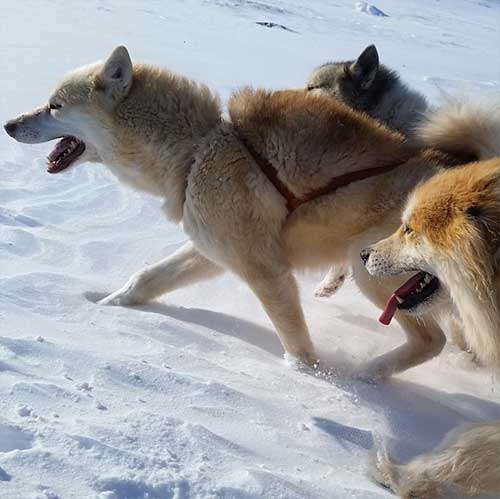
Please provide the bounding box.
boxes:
[1,0,499,498]
[355,3,388,17]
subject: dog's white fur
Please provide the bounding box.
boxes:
[364,102,500,497]
[3,46,482,380]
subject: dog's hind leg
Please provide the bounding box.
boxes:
[314,263,350,298]
[352,259,446,380]
[241,261,317,366]
[98,241,224,306]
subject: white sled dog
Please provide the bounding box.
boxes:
[307,44,429,299]
[3,46,482,379]
[363,106,500,497]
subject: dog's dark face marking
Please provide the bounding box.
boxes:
[307,45,399,112]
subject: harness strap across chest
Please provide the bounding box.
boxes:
[241,138,407,213]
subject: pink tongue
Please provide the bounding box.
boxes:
[379,294,398,325]
[378,273,425,326]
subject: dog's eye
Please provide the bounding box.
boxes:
[49,103,62,110]
[403,225,413,235]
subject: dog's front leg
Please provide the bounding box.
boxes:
[351,258,446,380]
[359,313,446,381]
[98,241,224,306]
[242,262,317,366]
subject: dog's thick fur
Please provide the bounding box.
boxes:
[307,45,428,138]
[364,109,500,496]
[308,45,429,298]
[372,421,500,498]
[2,46,484,379]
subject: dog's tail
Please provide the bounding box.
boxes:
[416,97,500,162]
[370,421,500,498]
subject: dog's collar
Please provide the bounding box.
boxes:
[241,137,407,213]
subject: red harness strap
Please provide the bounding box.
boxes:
[241,138,406,213]
[242,139,301,212]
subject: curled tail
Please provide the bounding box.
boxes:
[371,421,500,498]
[416,97,500,162]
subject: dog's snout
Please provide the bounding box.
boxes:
[4,121,17,136]
[360,247,371,265]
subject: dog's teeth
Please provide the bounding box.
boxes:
[396,296,404,304]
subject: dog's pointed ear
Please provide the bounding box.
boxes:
[350,45,379,89]
[100,46,133,101]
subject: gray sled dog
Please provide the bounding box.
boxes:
[3,46,483,379]
[362,112,500,497]
[308,45,428,298]
[307,44,427,138]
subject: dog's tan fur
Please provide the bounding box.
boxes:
[365,148,500,495]
[5,46,483,379]
[367,159,500,366]
[372,421,500,498]
[415,98,500,163]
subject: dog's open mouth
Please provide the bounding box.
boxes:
[379,271,440,325]
[47,136,85,174]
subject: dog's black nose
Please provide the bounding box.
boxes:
[4,121,17,136]
[360,248,371,264]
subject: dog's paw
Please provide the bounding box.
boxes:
[284,350,320,371]
[314,274,346,298]
[314,283,341,298]
[97,288,142,306]
[97,294,124,306]
[86,290,140,307]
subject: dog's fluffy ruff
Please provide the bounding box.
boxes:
[365,103,500,497]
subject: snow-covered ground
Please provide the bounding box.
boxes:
[1,1,500,498]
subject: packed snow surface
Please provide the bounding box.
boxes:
[1,1,499,498]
